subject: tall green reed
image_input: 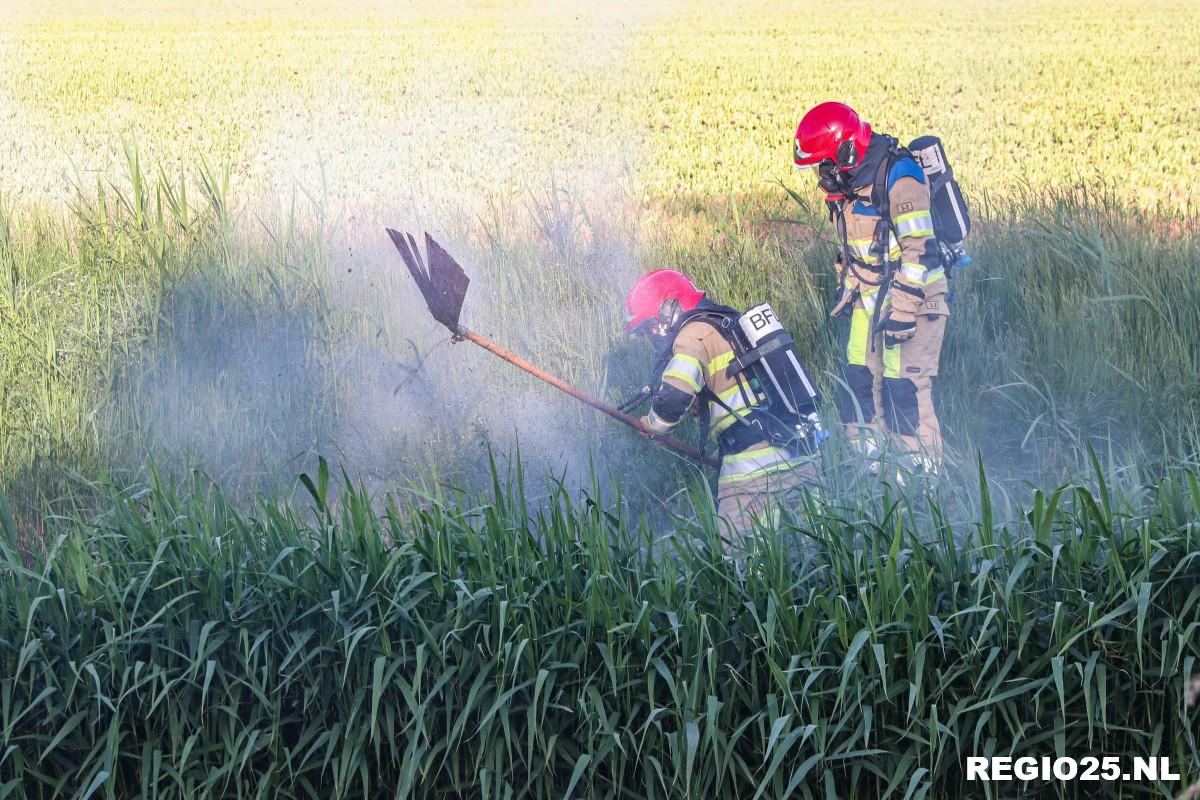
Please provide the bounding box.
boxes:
[2,460,1197,798]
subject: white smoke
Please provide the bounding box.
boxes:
[64,1,694,497]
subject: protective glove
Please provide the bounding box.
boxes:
[881,281,923,346]
[640,409,675,438]
[882,309,917,347]
[829,269,860,319]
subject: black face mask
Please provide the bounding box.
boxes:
[818,159,851,199]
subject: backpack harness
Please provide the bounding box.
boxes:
[831,135,909,350]
[652,306,823,460]
[831,134,972,345]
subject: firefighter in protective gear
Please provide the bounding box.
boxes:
[794,102,947,471]
[625,269,820,549]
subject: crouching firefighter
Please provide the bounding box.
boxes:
[793,101,970,474]
[623,269,824,550]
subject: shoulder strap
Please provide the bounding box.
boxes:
[834,201,884,287]
[674,307,741,351]
[649,306,740,381]
[649,306,744,459]
[871,140,898,220]
[867,140,905,352]
[680,306,740,329]
[874,144,917,222]
[679,308,753,399]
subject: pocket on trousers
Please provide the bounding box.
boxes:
[900,314,946,378]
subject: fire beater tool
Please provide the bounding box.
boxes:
[386,229,717,468]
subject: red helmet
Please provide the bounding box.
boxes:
[793,101,872,170]
[625,269,704,334]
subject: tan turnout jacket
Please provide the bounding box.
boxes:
[647,319,810,499]
[839,159,949,320]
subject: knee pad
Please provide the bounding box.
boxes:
[837,364,876,424]
[883,377,919,436]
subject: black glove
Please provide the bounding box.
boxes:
[882,283,923,347]
[882,311,917,347]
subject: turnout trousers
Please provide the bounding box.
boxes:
[715,454,821,555]
[837,297,948,467]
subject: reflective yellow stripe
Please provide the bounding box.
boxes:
[898,264,947,286]
[718,445,810,486]
[847,306,871,366]
[716,382,748,403]
[662,353,703,393]
[722,445,787,464]
[847,239,875,264]
[711,414,741,437]
[710,384,754,437]
[860,286,880,312]
[894,210,934,238]
[882,337,901,378]
[708,351,734,378]
[662,370,701,392]
[719,463,801,486]
[668,353,703,372]
[846,247,901,265]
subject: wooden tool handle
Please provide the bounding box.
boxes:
[459,328,718,468]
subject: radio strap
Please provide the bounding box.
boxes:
[867,142,902,352]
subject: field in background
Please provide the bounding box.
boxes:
[4,0,1200,211]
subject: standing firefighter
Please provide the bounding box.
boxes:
[793,101,970,474]
[624,269,823,549]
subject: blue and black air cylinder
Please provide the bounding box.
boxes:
[723,303,824,453]
[908,135,972,266]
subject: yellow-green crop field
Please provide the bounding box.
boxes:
[3,0,1200,214]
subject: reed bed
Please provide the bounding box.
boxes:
[2,460,1198,798]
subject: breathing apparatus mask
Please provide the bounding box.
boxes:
[813,138,863,200]
[816,160,850,200]
[629,297,684,357]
